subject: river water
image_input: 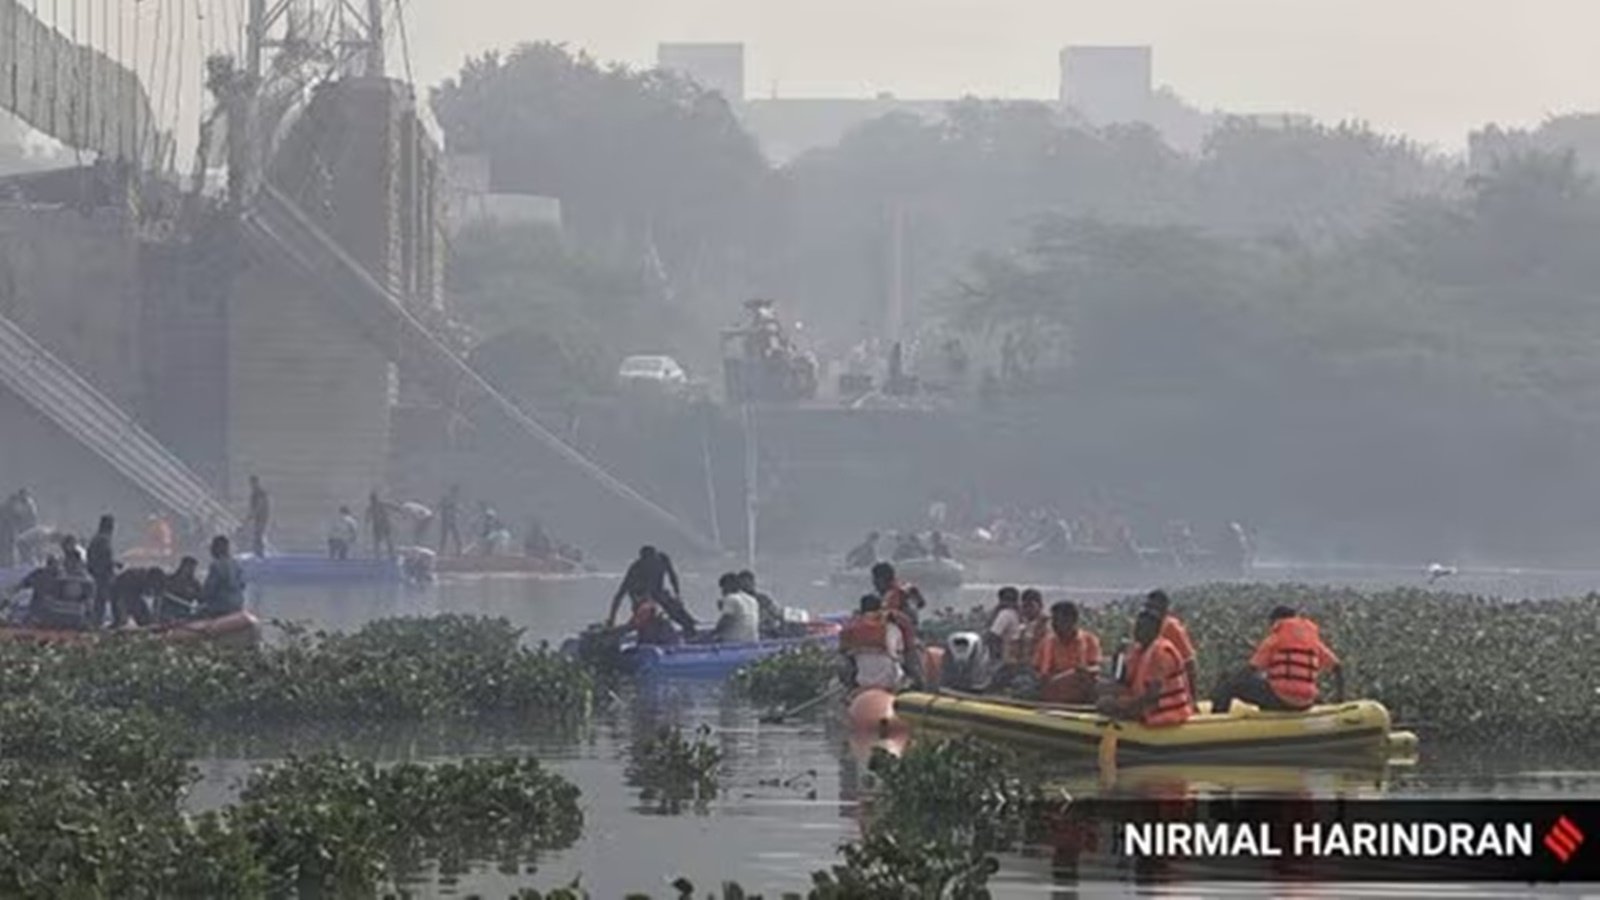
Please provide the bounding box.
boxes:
[192,561,1597,898]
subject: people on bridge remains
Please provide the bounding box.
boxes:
[365,491,395,559]
[737,570,785,638]
[247,475,270,558]
[891,531,928,562]
[328,506,358,561]
[109,566,166,628]
[157,556,203,623]
[1211,606,1345,714]
[200,535,246,617]
[1143,590,1199,707]
[844,531,879,570]
[86,515,117,628]
[1102,609,1192,727]
[928,531,953,560]
[711,572,760,644]
[1034,601,1101,704]
[839,593,904,691]
[437,484,463,556]
[608,546,695,635]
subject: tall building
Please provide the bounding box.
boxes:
[1059,46,1153,125]
[657,43,746,102]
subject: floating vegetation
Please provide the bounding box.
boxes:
[733,643,839,705]
[0,615,595,726]
[1096,584,1600,747]
[625,725,723,814]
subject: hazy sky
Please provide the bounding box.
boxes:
[407,0,1600,152]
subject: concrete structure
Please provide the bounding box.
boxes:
[657,43,746,101]
[1060,46,1153,125]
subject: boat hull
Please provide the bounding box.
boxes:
[0,610,263,648]
[625,626,841,678]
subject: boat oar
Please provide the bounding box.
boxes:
[761,682,846,724]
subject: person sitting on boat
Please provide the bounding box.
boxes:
[928,531,953,561]
[156,556,203,623]
[1101,609,1191,727]
[608,546,695,636]
[891,532,928,562]
[844,532,879,569]
[109,566,166,628]
[328,506,359,561]
[871,562,924,687]
[737,570,786,638]
[1018,589,1047,657]
[624,595,682,647]
[840,593,904,691]
[1144,590,1199,709]
[1034,601,1101,704]
[984,586,1025,678]
[1211,606,1345,714]
[3,554,59,625]
[199,536,246,617]
[711,572,760,644]
[31,548,95,630]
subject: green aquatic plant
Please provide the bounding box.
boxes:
[733,643,839,705]
[625,725,723,814]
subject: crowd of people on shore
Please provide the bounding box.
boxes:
[1,510,246,631]
[838,568,1345,727]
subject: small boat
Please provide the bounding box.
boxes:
[623,621,842,678]
[828,557,965,591]
[0,610,263,648]
[238,554,404,585]
[434,555,585,576]
[893,692,1406,763]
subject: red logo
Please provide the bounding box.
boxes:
[1544,816,1585,863]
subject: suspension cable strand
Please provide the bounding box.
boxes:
[393,0,412,88]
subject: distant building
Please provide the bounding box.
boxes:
[657,43,746,102]
[1059,46,1153,125]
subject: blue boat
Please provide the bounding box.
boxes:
[238,554,404,585]
[622,630,839,678]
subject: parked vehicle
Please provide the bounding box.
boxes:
[618,355,688,394]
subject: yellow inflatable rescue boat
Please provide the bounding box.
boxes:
[893,691,1408,764]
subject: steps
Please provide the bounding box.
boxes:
[239,183,720,554]
[0,309,240,533]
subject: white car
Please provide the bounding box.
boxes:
[618,355,688,393]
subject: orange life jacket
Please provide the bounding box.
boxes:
[1127,636,1191,727]
[840,611,891,654]
[1261,616,1324,708]
[883,581,917,613]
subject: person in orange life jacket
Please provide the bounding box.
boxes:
[1211,606,1344,713]
[839,593,904,690]
[621,594,682,647]
[1144,590,1199,710]
[871,562,924,686]
[1101,609,1192,726]
[1034,601,1102,704]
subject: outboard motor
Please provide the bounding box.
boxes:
[940,631,992,692]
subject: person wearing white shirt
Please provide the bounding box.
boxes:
[840,593,904,690]
[327,506,359,560]
[712,572,760,643]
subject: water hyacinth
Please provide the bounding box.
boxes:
[626,725,724,814]
[732,644,839,705]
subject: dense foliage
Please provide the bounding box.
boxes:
[626,725,723,814]
[0,615,594,724]
[733,644,839,705]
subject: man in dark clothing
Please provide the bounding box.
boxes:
[109,567,165,627]
[437,485,463,556]
[607,546,694,634]
[247,476,269,557]
[157,556,203,623]
[365,491,395,559]
[86,515,117,628]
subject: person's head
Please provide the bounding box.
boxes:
[1134,609,1163,647]
[737,570,757,591]
[58,534,79,554]
[1270,605,1298,623]
[339,505,351,516]
[997,586,1020,608]
[1021,588,1043,618]
[176,556,198,576]
[718,572,741,595]
[42,553,59,573]
[1050,601,1080,637]
[870,562,896,592]
[639,545,657,561]
[1144,590,1172,617]
[96,514,114,536]
[859,593,883,614]
[209,535,230,560]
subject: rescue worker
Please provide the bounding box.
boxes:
[711,572,760,643]
[985,586,1025,674]
[3,554,59,623]
[157,556,203,623]
[871,562,924,687]
[608,546,694,635]
[328,506,358,561]
[109,566,165,627]
[1144,590,1199,709]
[621,594,682,647]
[1102,609,1191,727]
[1017,589,1048,662]
[200,535,246,617]
[85,515,117,628]
[247,475,270,557]
[844,532,879,569]
[365,491,395,559]
[737,570,785,637]
[839,593,903,691]
[1034,601,1101,704]
[1211,606,1345,713]
[34,548,95,630]
[437,484,464,556]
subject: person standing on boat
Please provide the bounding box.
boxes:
[871,562,924,687]
[1211,606,1345,714]
[1143,590,1200,709]
[327,506,358,561]
[365,491,396,559]
[85,515,117,628]
[247,476,270,558]
[711,572,760,643]
[437,485,464,557]
[200,536,246,617]
[839,593,904,691]
[1034,601,1101,704]
[608,546,694,634]
[1103,609,1191,727]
